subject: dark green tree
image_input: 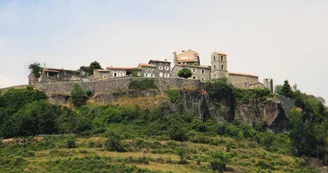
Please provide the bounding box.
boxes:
[281,80,294,98]
[70,84,88,107]
[209,150,229,173]
[28,62,43,78]
[80,61,102,76]
[177,68,192,78]
[11,101,60,136]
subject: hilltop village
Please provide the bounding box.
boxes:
[28,50,273,91]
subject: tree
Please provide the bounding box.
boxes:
[274,85,283,95]
[177,68,192,78]
[28,62,43,78]
[281,80,294,98]
[11,101,60,136]
[80,61,102,76]
[71,84,88,107]
[209,150,229,173]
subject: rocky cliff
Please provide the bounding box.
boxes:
[47,89,293,132]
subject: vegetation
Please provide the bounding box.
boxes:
[28,62,43,78]
[0,78,327,172]
[80,61,102,76]
[70,84,92,107]
[177,68,192,79]
[129,78,157,90]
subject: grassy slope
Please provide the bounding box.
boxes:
[0,135,311,173]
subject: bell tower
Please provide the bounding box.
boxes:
[211,52,228,79]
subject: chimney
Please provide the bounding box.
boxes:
[181,50,185,52]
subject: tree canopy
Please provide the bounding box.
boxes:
[80,61,102,76]
[177,68,192,78]
[28,62,43,78]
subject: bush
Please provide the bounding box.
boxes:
[106,132,127,152]
[177,68,192,79]
[71,84,89,107]
[209,150,229,173]
[129,78,157,90]
[65,138,76,149]
[166,89,179,103]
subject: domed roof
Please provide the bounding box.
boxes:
[176,50,199,63]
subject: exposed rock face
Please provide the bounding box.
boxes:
[47,89,293,132]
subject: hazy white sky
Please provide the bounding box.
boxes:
[0,0,327,100]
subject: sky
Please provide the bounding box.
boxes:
[0,0,327,101]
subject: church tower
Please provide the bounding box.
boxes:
[211,52,229,79]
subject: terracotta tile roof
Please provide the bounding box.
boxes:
[229,72,258,77]
[138,63,156,67]
[106,66,135,70]
[214,52,227,56]
[149,59,171,63]
[176,50,199,62]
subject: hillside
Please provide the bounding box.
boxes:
[0,78,327,172]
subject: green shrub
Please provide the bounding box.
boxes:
[209,150,229,173]
[106,132,127,152]
[129,78,157,90]
[65,138,76,149]
[166,89,179,103]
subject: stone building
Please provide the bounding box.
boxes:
[173,50,200,65]
[93,69,111,80]
[138,63,156,77]
[172,50,270,90]
[211,52,229,79]
[172,64,211,81]
[106,66,136,77]
[148,59,171,78]
[38,68,87,83]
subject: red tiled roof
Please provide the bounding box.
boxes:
[106,66,135,70]
[177,59,199,63]
[214,52,227,56]
[149,59,171,63]
[229,72,258,77]
[138,63,155,67]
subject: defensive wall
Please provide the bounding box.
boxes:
[33,77,202,95]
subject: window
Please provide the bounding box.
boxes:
[192,76,196,79]
[150,68,153,71]
[160,72,163,77]
[159,66,163,70]
[221,56,224,61]
[64,71,66,75]
[147,73,152,77]
[165,66,169,71]
[145,68,148,70]
[144,73,147,77]
[213,56,216,61]
[103,76,106,79]
[214,65,216,69]
[221,65,224,70]
[114,73,117,77]
[192,69,196,73]
[201,77,205,81]
[201,70,204,73]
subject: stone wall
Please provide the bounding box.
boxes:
[34,77,201,95]
[228,73,264,89]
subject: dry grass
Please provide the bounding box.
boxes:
[115,93,169,110]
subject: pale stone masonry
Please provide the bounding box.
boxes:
[28,49,273,91]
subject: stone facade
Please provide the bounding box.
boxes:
[138,63,156,78]
[211,52,229,79]
[38,68,87,83]
[93,69,111,80]
[34,77,201,95]
[172,64,211,82]
[148,60,171,78]
[228,72,265,89]
[106,67,136,77]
